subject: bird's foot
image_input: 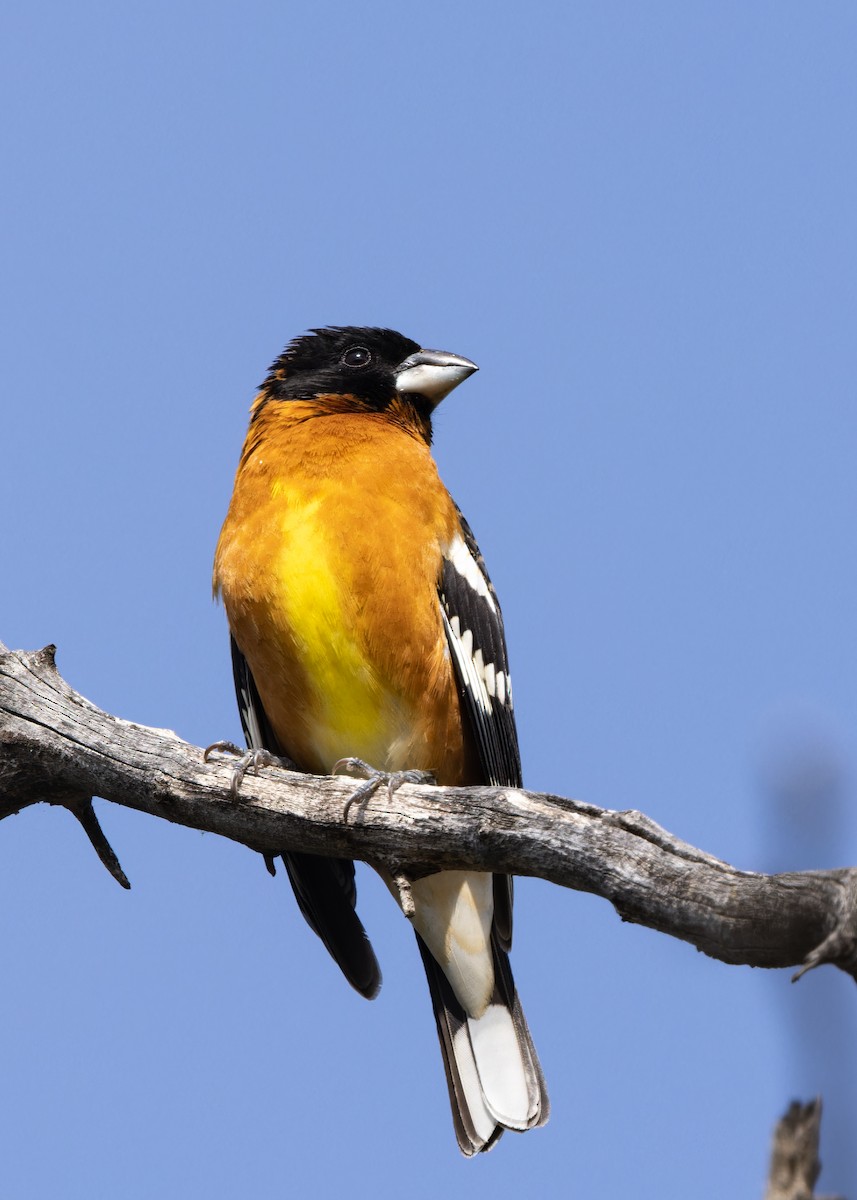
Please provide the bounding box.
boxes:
[204,741,296,799]
[333,757,436,821]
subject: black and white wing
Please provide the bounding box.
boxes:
[439,508,522,790]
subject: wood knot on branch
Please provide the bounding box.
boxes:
[793,871,857,983]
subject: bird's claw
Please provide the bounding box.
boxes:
[334,757,435,821]
[204,741,294,798]
[204,740,244,760]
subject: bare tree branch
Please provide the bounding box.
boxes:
[3,640,857,984]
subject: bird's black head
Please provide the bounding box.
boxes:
[263,327,419,408]
[260,326,478,420]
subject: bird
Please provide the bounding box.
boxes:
[212,325,548,1154]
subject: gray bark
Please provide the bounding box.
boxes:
[2,641,857,985]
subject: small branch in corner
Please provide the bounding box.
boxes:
[764,1099,844,1200]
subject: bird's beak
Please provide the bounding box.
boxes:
[395,348,478,407]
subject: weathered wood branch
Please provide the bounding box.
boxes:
[764,1099,843,1200]
[2,640,857,984]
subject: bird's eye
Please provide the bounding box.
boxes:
[342,345,372,368]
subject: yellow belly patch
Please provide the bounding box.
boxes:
[270,481,399,768]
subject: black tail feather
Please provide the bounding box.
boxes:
[283,852,381,1000]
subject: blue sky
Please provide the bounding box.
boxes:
[3,3,857,1196]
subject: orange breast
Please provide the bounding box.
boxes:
[214,398,477,784]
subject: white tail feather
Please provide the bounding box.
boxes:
[466,1003,533,1128]
[451,1024,499,1145]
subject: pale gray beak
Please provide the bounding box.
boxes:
[394,348,478,407]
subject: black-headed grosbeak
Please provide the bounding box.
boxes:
[213,326,548,1154]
